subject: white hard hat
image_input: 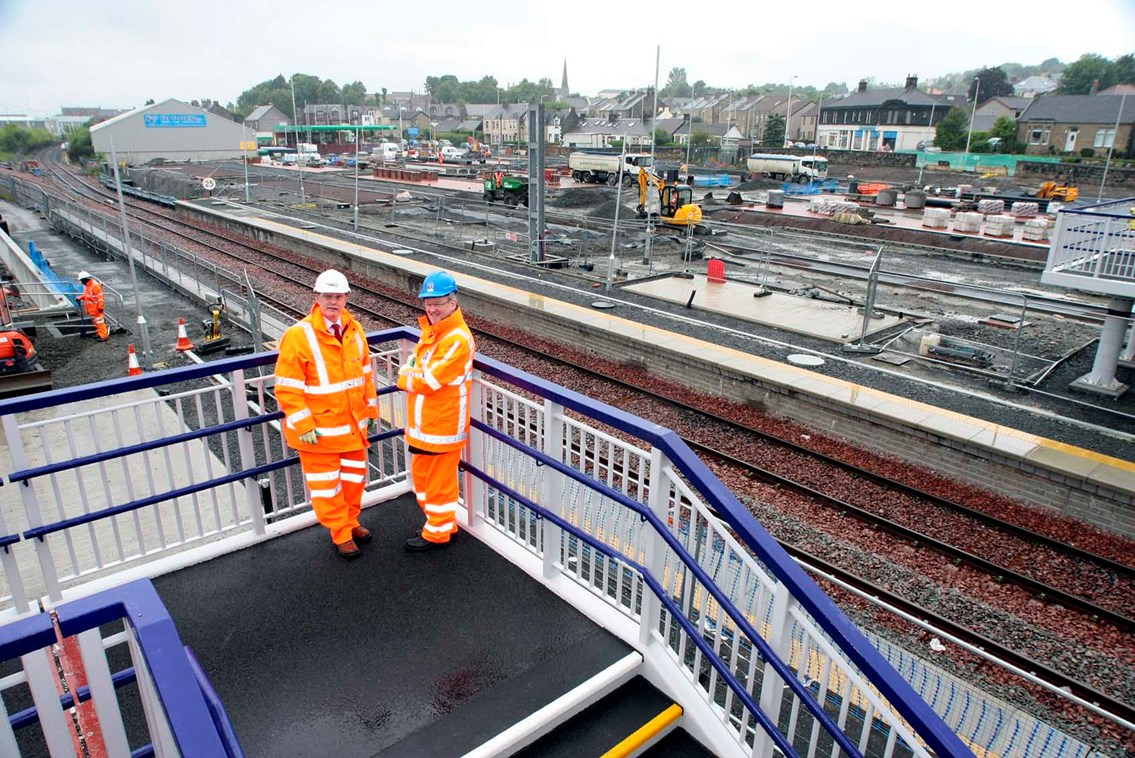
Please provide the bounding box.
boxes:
[77,271,92,280]
[313,269,350,294]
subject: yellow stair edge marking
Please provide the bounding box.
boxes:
[601,703,683,758]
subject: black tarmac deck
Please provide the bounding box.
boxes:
[151,493,630,757]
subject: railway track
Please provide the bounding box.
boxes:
[25,161,1135,736]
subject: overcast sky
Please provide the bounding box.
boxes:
[2,1,1133,116]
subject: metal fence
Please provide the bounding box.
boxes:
[0,327,1102,757]
[1043,197,1135,297]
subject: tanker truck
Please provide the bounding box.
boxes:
[568,152,655,186]
[746,154,828,183]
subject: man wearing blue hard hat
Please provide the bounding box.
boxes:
[398,270,476,551]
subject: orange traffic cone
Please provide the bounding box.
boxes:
[175,317,195,351]
[127,344,143,376]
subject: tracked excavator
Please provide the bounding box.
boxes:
[635,169,704,231]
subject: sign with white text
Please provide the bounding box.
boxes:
[144,114,207,128]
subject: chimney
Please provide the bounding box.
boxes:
[858,80,868,93]
[905,75,918,90]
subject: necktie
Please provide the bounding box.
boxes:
[331,324,342,342]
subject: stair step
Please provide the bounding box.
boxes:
[640,728,717,757]
[513,676,700,757]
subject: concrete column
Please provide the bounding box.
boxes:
[1072,296,1133,397]
[1120,316,1135,367]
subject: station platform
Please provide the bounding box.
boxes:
[179,201,1135,538]
[622,273,902,343]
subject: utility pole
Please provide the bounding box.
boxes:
[108,138,152,367]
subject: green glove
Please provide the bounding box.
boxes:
[367,418,378,436]
[298,430,319,445]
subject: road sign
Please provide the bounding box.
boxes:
[201,177,217,191]
[240,141,257,151]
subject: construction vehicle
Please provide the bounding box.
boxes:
[0,288,52,396]
[198,297,231,354]
[636,170,704,231]
[1032,181,1079,202]
[568,152,654,186]
[745,154,828,183]
[483,174,529,207]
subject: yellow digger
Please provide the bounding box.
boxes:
[636,170,703,230]
[1032,181,1079,202]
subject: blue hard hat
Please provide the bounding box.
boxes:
[419,271,458,299]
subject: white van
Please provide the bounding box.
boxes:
[374,143,402,162]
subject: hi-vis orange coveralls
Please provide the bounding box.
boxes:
[274,305,379,545]
[78,278,109,340]
[397,307,475,544]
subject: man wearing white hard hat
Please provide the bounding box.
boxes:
[76,271,109,341]
[274,269,379,560]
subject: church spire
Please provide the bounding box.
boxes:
[559,59,569,98]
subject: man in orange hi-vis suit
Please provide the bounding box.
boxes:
[274,269,379,560]
[398,270,475,552]
[76,271,109,341]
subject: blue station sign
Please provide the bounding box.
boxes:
[144,114,207,128]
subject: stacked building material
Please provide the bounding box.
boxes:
[1010,202,1039,218]
[953,211,984,233]
[977,199,1005,215]
[808,198,858,216]
[922,207,951,229]
[1022,218,1053,242]
[984,214,1016,237]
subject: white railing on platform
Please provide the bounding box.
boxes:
[1044,197,1135,297]
[0,327,1100,757]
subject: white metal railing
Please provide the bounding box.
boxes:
[0,328,1101,757]
[1044,198,1135,296]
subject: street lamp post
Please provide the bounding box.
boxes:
[786,75,797,146]
[964,77,980,156]
[290,75,306,203]
[353,124,360,230]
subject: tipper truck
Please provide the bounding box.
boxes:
[746,154,828,183]
[568,152,655,186]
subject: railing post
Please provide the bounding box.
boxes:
[231,368,267,535]
[464,367,485,524]
[755,584,797,758]
[125,624,180,756]
[541,399,565,579]
[2,413,59,604]
[638,446,668,647]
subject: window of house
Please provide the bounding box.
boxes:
[1094,128,1116,148]
[1029,128,1050,145]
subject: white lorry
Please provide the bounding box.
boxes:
[745,154,828,183]
[568,152,655,186]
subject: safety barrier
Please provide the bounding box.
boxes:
[0,579,241,756]
[370,167,437,183]
[1043,197,1135,297]
[0,328,1098,757]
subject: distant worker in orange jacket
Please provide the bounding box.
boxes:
[494,169,504,189]
[76,271,109,341]
[274,269,380,560]
[398,270,476,552]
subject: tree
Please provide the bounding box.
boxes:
[691,80,708,97]
[970,67,1013,101]
[690,129,715,147]
[341,81,367,105]
[662,67,691,98]
[654,127,673,146]
[935,107,969,151]
[988,115,1019,153]
[1114,53,1135,84]
[1058,53,1116,94]
[762,114,785,147]
[66,126,94,163]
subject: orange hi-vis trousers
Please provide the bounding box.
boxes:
[92,314,109,340]
[411,449,462,543]
[299,448,369,545]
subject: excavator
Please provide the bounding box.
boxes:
[1032,181,1079,202]
[635,169,704,231]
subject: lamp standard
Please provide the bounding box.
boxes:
[964,77,980,155]
[353,123,360,230]
[785,75,797,146]
[290,75,306,203]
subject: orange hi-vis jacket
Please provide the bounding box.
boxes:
[274,304,379,453]
[78,279,104,317]
[397,307,475,453]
